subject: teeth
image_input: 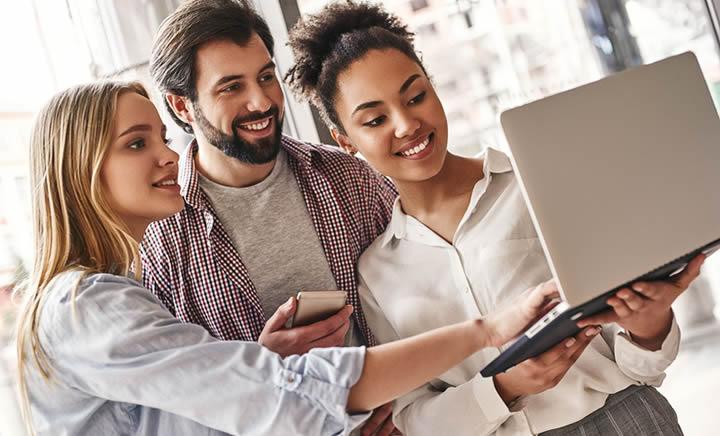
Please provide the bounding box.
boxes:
[400,136,430,157]
[239,118,271,131]
[155,179,176,187]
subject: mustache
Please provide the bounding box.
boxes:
[232,106,279,129]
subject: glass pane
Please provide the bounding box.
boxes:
[297,0,720,156]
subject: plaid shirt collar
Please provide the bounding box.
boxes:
[179,135,317,212]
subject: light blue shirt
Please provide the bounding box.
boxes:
[26,271,370,435]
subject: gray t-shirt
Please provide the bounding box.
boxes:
[198,149,363,346]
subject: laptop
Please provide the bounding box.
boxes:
[480,51,720,377]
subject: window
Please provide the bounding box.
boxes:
[415,22,438,38]
[295,0,720,154]
[409,0,429,13]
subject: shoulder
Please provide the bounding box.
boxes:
[43,271,143,310]
[39,271,145,343]
[284,136,376,176]
[316,144,370,168]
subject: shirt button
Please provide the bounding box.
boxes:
[286,375,295,383]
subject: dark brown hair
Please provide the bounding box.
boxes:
[150,0,274,133]
[286,1,426,132]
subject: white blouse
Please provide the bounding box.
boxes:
[358,148,680,436]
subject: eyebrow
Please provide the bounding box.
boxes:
[351,74,422,116]
[214,61,277,88]
[399,74,421,94]
[118,124,152,138]
[117,124,167,139]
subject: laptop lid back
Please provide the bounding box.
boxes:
[500,52,720,306]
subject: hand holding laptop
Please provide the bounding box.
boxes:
[493,324,600,404]
[577,254,705,350]
[482,280,562,347]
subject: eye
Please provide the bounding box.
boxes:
[408,91,426,105]
[259,72,276,83]
[163,137,173,147]
[363,116,386,128]
[220,83,241,93]
[128,139,145,150]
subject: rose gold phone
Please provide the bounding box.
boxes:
[289,290,347,327]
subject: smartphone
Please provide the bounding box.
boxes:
[289,290,347,327]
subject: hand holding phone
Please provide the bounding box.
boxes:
[258,291,352,357]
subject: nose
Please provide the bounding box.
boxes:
[246,84,272,114]
[393,108,421,139]
[158,143,179,168]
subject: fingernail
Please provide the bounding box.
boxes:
[632,284,644,292]
[586,327,600,336]
[565,338,576,348]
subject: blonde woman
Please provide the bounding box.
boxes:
[14,80,560,436]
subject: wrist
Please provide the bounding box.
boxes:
[468,319,491,351]
[628,309,673,351]
[493,374,521,405]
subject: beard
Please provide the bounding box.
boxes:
[193,103,283,165]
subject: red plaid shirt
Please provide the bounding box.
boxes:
[140,135,396,345]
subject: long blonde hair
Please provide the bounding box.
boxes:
[14,81,150,434]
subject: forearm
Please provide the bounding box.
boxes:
[347,319,486,412]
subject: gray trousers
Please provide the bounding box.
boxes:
[540,385,683,436]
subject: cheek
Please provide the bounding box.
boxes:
[352,129,389,156]
[215,104,235,128]
[353,132,398,171]
[100,159,124,196]
[424,98,446,124]
[270,85,285,112]
[102,158,147,201]
[207,99,235,127]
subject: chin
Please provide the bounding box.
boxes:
[169,198,186,214]
[155,201,185,221]
[413,161,446,182]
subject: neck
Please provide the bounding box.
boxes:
[195,137,276,188]
[128,221,149,244]
[393,153,483,217]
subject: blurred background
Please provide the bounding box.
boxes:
[1,1,720,434]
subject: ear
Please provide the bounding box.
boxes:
[166,94,195,126]
[331,127,358,156]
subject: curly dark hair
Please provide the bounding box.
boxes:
[286,1,426,132]
[150,0,274,134]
